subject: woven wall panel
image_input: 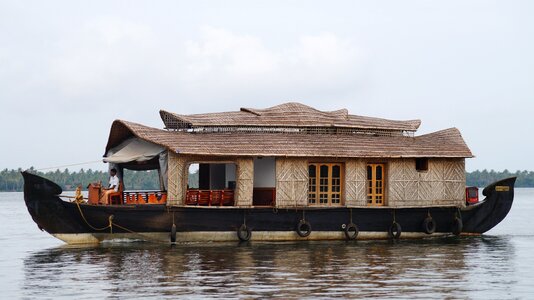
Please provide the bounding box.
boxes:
[445,181,464,201]
[389,181,405,203]
[345,159,367,206]
[443,159,465,181]
[420,160,443,182]
[235,158,254,206]
[293,160,308,206]
[418,182,444,201]
[389,159,418,182]
[388,158,465,207]
[443,159,465,203]
[275,158,308,207]
[276,159,292,207]
[167,151,186,206]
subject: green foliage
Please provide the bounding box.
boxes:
[0,167,160,192]
[466,169,534,188]
[1,167,533,192]
[188,169,199,188]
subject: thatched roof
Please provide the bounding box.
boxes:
[160,102,421,132]
[105,120,473,158]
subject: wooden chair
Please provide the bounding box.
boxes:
[136,193,146,204]
[186,190,198,205]
[221,190,234,206]
[125,193,136,204]
[148,193,159,204]
[210,190,222,206]
[108,181,124,205]
[157,193,167,204]
[197,191,211,206]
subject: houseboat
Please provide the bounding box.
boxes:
[22,102,515,244]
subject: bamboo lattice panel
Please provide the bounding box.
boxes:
[167,151,186,206]
[235,158,254,206]
[388,158,465,207]
[275,158,308,207]
[345,159,367,206]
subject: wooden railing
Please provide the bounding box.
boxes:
[186,189,235,206]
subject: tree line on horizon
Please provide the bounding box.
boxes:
[0,167,532,192]
[1,167,160,192]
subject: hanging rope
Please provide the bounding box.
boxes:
[456,207,462,220]
[111,222,168,244]
[75,201,112,231]
[75,201,168,244]
[33,160,103,171]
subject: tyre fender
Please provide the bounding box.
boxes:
[422,217,436,234]
[296,220,312,237]
[388,222,402,239]
[237,224,252,241]
[344,223,359,240]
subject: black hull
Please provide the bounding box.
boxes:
[22,172,516,243]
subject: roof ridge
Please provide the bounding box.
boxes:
[160,102,421,131]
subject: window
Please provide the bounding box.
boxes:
[308,163,343,205]
[415,158,428,172]
[367,163,385,206]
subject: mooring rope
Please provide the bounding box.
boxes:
[456,207,462,220]
[75,201,168,244]
[75,201,112,231]
[111,222,168,244]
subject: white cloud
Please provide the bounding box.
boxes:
[48,17,157,97]
[185,26,279,76]
[182,26,365,95]
[45,20,364,104]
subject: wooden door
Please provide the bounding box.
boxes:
[367,164,385,206]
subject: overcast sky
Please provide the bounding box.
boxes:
[1,1,533,172]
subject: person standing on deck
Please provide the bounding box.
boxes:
[99,168,119,204]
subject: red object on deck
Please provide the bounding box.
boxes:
[466,187,479,205]
[87,183,101,205]
[186,189,235,206]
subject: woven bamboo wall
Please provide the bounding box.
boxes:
[388,158,465,207]
[235,158,254,206]
[275,158,308,207]
[345,159,367,206]
[167,151,186,206]
[166,153,465,208]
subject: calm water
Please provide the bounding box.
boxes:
[1,190,533,299]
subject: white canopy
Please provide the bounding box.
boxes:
[104,138,164,164]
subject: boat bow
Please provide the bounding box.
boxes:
[462,177,516,233]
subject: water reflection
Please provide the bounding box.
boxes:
[23,237,516,299]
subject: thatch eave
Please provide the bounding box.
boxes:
[104,120,473,159]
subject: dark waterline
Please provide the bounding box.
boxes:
[1,191,533,299]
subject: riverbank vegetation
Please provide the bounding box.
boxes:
[0,167,532,192]
[1,168,161,192]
